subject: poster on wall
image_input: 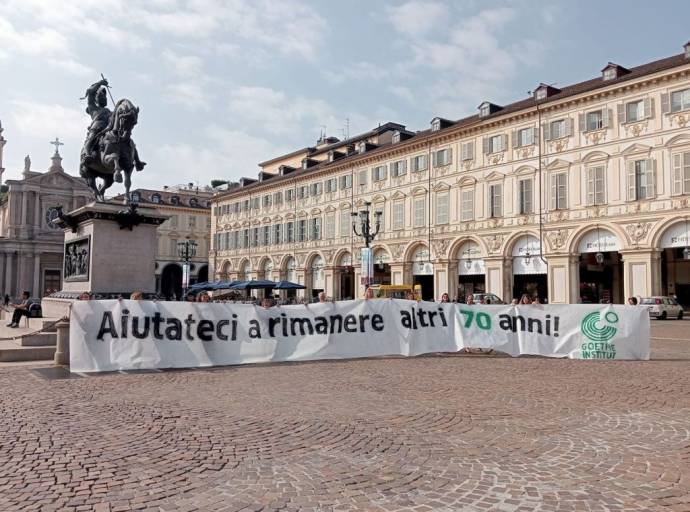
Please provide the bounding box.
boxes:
[360,248,373,285]
[70,299,651,373]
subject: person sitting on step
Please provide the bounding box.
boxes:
[6,291,31,328]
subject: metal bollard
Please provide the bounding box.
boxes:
[54,319,70,366]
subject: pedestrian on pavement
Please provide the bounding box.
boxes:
[6,291,31,328]
[3,294,10,307]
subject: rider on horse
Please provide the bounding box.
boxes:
[81,78,145,183]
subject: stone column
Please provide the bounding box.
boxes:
[389,263,405,285]
[434,260,453,300]
[323,266,335,298]
[296,269,307,299]
[547,254,579,304]
[54,319,70,366]
[483,256,510,301]
[33,253,41,298]
[620,249,660,299]
[4,252,12,296]
[20,191,28,237]
[33,192,41,234]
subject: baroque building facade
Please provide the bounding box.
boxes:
[0,138,93,299]
[210,42,690,305]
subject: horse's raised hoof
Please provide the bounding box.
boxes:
[114,170,123,183]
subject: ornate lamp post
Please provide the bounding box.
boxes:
[351,201,382,248]
[352,202,382,290]
[177,238,197,298]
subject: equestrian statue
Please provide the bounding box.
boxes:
[79,76,146,202]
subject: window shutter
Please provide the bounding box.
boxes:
[626,161,636,201]
[644,97,653,119]
[446,148,452,164]
[617,103,626,124]
[673,154,683,195]
[602,108,611,128]
[661,93,670,114]
[565,118,574,137]
[586,169,594,205]
[578,113,586,132]
[432,151,438,167]
[501,134,508,152]
[482,137,489,155]
[532,127,538,145]
[382,165,388,180]
[542,122,551,141]
[512,130,519,148]
[416,156,423,171]
[646,159,655,198]
[550,175,556,210]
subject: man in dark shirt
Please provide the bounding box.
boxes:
[7,291,31,328]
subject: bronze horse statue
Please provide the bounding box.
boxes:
[79,78,145,203]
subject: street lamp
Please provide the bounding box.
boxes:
[177,238,197,298]
[351,201,382,248]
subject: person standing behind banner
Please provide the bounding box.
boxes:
[318,291,327,303]
[130,291,143,300]
[440,293,451,303]
[364,287,374,300]
[519,294,532,305]
[198,292,211,303]
[465,294,475,305]
[627,296,638,306]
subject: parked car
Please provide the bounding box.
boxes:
[641,296,684,320]
[472,293,505,305]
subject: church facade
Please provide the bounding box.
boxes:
[0,133,93,299]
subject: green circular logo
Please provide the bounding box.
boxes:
[581,311,618,342]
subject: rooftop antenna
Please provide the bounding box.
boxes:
[319,125,327,142]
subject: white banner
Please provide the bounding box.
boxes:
[69,300,650,372]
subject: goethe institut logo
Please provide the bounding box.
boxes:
[580,311,619,359]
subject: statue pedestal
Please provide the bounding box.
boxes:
[44,202,166,316]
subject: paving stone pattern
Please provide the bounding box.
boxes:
[1,338,690,511]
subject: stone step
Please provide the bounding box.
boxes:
[0,345,56,362]
[21,332,57,347]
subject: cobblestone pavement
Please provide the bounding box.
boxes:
[1,331,689,511]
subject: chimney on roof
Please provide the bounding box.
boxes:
[685,41,690,59]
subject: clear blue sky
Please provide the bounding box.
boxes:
[0,0,688,189]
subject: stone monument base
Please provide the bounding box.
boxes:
[50,201,167,302]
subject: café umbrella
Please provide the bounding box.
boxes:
[272,280,306,290]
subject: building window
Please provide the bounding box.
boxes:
[461,142,474,161]
[489,184,502,218]
[297,220,307,242]
[339,175,352,189]
[262,195,272,207]
[550,173,567,210]
[169,238,178,255]
[297,185,309,199]
[461,189,474,221]
[325,178,337,193]
[325,213,335,238]
[310,182,322,196]
[310,218,321,240]
[170,196,180,205]
[286,189,295,202]
[189,216,196,229]
[515,127,534,148]
[603,68,616,81]
[413,197,425,228]
[131,191,141,202]
[486,134,506,154]
[372,165,387,182]
[627,159,655,201]
[285,221,294,243]
[550,119,566,139]
[251,228,259,247]
[374,204,385,232]
[410,155,426,172]
[535,88,547,100]
[274,224,282,244]
[242,229,249,248]
[479,104,490,117]
[358,169,368,186]
[586,166,606,205]
[392,201,404,230]
[587,110,603,131]
[626,100,644,123]
[151,193,161,204]
[431,119,441,131]
[435,193,449,225]
[433,148,452,167]
[392,160,409,176]
[273,191,283,204]
[262,225,270,246]
[672,151,690,195]
[189,197,198,207]
[671,88,690,113]
[251,197,260,210]
[518,179,533,214]
[340,209,351,236]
